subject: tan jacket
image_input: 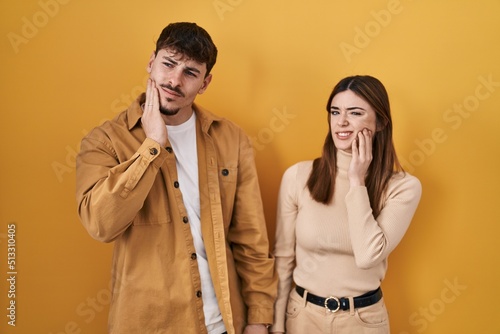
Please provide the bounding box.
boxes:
[76,94,277,333]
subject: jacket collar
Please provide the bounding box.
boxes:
[126,92,223,132]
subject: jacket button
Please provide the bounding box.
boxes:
[196,290,202,298]
[221,169,229,176]
[174,181,179,188]
[183,216,189,224]
[191,253,197,260]
[149,148,158,155]
[166,147,173,153]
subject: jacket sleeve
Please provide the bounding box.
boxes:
[226,130,278,325]
[345,173,422,269]
[270,165,298,333]
[75,129,167,242]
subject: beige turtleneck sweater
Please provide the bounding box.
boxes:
[271,150,422,332]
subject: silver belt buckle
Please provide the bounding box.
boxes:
[324,296,340,313]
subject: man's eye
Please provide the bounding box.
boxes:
[163,62,173,68]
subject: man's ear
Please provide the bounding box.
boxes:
[146,51,156,73]
[198,74,213,94]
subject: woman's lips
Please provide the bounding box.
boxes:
[336,131,353,139]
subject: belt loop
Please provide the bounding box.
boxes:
[348,296,355,315]
[302,289,309,307]
[299,287,309,307]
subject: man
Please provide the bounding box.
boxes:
[76,22,277,334]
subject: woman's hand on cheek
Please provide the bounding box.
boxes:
[348,128,373,187]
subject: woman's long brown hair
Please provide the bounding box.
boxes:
[306,75,403,217]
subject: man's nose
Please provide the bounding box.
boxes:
[168,68,183,87]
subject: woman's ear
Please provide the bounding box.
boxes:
[376,117,388,132]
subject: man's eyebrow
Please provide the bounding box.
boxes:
[184,66,201,74]
[162,56,178,64]
[162,56,201,74]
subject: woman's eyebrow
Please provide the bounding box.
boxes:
[330,106,366,111]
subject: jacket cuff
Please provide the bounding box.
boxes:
[247,306,274,326]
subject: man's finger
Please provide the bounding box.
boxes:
[152,80,160,109]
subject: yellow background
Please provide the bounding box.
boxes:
[1,0,499,333]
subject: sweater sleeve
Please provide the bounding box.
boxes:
[345,173,422,269]
[270,164,299,333]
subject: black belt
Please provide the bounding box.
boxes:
[295,286,382,313]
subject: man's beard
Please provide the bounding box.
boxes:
[158,84,183,116]
[159,99,180,116]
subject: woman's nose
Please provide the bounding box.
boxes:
[337,113,348,126]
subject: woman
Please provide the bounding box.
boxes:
[270,75,421,333]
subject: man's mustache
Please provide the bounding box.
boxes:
[159,84,185,97]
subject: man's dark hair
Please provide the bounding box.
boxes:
[155,22,218,76]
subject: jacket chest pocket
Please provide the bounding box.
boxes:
[218,166,238,228]
[219,166,237,184]
[132,184,171,225]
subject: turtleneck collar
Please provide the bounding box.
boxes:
[336,149,352,172]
